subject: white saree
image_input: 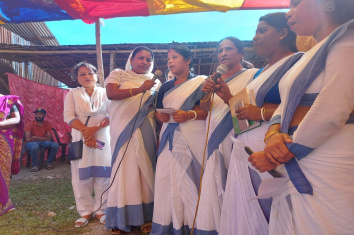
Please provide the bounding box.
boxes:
[266,20,354,235]
[195,69,258,234]
[219,54,302,235]
[151,75,207,235]
[105,51,161,232]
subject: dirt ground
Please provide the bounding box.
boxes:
[11,161,143,235]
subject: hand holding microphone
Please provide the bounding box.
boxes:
[139,70,162,92]
[202,64,228,96]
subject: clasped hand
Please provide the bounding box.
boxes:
[248,151,277,173]
[264,132,295,165]
[249,133,295,172]
[81,126,98,141]
[81,126,99,148]
[83,137,97,149]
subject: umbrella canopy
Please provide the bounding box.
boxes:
[1,0,289,24]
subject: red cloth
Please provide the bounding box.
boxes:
[7,73,71,163]
[24,120,52,137]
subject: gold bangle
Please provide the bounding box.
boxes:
[264,131,280,143]
[187,111,190,120]
[201,92,212,103]
[129,88,134,96]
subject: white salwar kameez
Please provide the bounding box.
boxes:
[64,86,111,217]
[151,76,206,235]
[105,50,161,232]
[196,69,258,234]
[264,20,354,235]
[219,55,298,235]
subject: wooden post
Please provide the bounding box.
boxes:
[24,61,29,79]
[0,76,10,94]
[95,20,104,87]
[110,52,115,72]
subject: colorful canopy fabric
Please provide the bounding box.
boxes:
[0,0,73,24]
[0,0,289,24]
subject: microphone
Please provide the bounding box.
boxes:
[202,64,228,96]
[211,64,228,83]
[152,70,163,81]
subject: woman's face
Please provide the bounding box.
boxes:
[217,39,243,68]
[253,21,284,58]
[167,49,191,76]
[286,0,325,36]
[130,50,153,74]
[77,66,97,89]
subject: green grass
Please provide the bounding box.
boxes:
[0,177,92,235]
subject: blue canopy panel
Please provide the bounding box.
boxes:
[0,0,73,24]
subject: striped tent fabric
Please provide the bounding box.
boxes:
[0,0,289,24]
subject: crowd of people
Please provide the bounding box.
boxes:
[1,0,354,234]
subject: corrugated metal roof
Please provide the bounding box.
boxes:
[0,41,266,87]
[1,22,59,46]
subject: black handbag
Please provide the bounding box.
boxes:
[68,117,90,161]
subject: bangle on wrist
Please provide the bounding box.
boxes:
[264,131,280,143]
[187,111,190,120]
[129,88,134,96]
[190,110,197,120]
[261,108,266,121]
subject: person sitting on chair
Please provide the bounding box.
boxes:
[24,108,59,172]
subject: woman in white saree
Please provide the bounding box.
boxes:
[105,46,161,234]
[151,46,208,235]
[249,1,354,234]
[196,37,258,234]
[218,12,301,235]
[64,62,111,228]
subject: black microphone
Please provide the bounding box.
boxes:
[152,70,163,81]
[202,64,228,96]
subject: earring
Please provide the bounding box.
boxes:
[280,36,284,40]
[324,0,335,13]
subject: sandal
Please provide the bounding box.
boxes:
[140,222,152,233]
[75,214,91,228]
[96,214,106,225]
[111,228,126,234]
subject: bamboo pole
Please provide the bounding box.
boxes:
[110,52,115,72]
[95,20,104,87]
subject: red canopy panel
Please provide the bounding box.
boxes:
[54,0,290,24]
[54,0,149,23]
[241,0,289,9]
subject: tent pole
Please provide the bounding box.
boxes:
[110,52,115,72]
[95,20,104,87]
